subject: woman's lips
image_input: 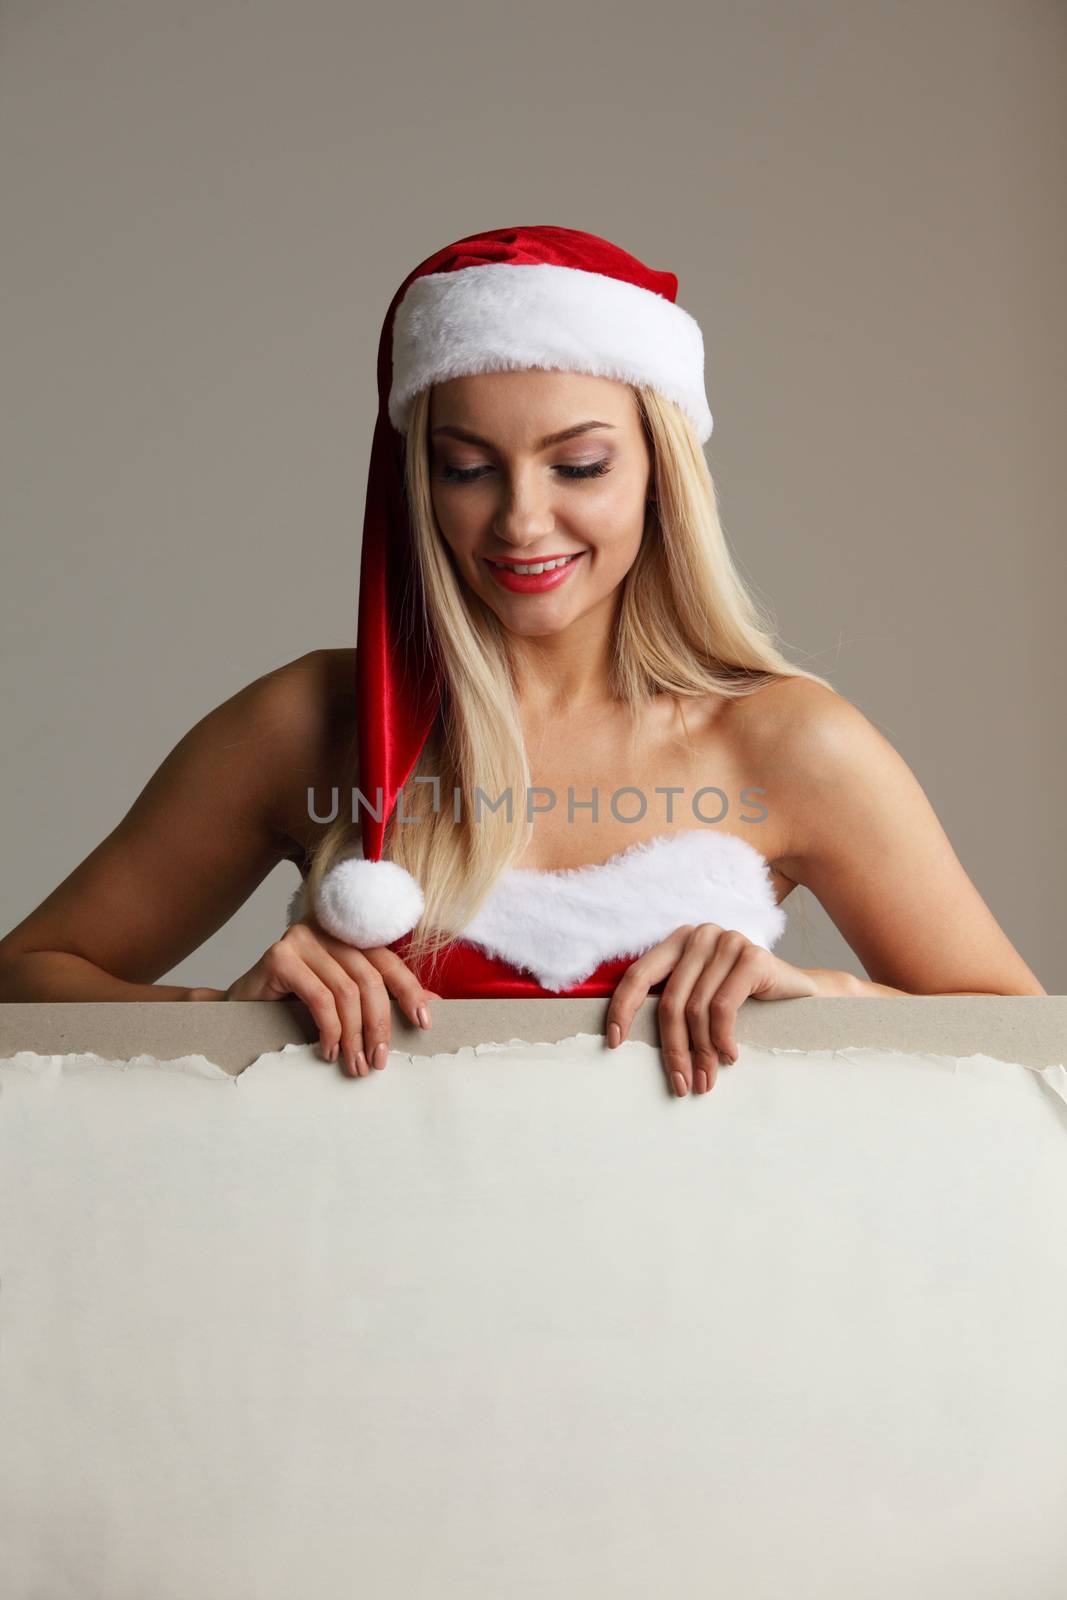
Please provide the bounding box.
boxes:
[484,552,585,594]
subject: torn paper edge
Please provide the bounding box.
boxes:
[0,1049,234,1084]
[1,1034,1064,1110]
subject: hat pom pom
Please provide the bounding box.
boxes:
[312,847,425,949]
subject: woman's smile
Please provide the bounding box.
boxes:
[483,551,586,593]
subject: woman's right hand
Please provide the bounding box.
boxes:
[221,919,441,1077]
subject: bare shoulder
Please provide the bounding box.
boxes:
[726,674,853,750]
[711,675,1045,994]
[251,648,358,858]
[244,647,355,750]
[727,676,879,779]
[109,646,354,856]
[723,676,896,868]
[0,648,356,985]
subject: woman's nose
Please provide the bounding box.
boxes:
[493,465,555,542]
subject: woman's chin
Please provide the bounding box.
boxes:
[494,608,579,638]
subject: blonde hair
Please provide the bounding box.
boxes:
[306,382,835,979]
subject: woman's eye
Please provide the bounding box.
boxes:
[439,464,491,483]
[557,460,612,480]
[438,459,612,484]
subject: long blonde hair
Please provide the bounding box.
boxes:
[306,382,835,977]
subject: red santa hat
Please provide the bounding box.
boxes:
[312,223,714,950]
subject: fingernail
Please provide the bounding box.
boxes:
[356,1051,369,1075]
[607,1022,621,1048]
[372,1042,388,1070]
[417,1005,431,1030]
[673,1072,688,1097]
[695,1069,707,1094]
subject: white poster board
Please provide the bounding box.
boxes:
[2,1034,1066,1598]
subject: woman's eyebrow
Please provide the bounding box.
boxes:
[431,420,617,450]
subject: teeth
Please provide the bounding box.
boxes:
[490,555,577,575]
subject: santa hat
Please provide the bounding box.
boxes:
[313,223,714,950]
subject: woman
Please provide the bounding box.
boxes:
[0,226,1045,1094]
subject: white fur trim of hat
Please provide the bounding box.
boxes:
[388,263,714,443]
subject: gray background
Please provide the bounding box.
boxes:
[1,0,1063,992]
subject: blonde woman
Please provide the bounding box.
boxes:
[0,226,1045,1095]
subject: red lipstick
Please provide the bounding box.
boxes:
[484,552,585,594]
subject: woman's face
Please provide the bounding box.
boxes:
[428,369,654,637]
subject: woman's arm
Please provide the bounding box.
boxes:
[763,681,1047,996]
[0,652,330,1001]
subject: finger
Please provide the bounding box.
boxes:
[693,942,765,1065]
[676,931,730,1095]
[605,927,694,1048]
[678,929,753,1092]
[349,958,392,1071]
[657,926,725,1096]
[281,930,372,1076]
[358,945,440,1032]
[264,935,346,1066]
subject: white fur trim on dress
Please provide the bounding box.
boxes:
[389,263,714,443]
[286,828,785,988]
[457,828,784,993]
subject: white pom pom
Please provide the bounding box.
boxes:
[312,849,425,948]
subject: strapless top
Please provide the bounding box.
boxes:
[286,828,787,1000]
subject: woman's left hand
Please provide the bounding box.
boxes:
[605,923,818,1097]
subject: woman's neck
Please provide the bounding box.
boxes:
[506,612,618,720]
